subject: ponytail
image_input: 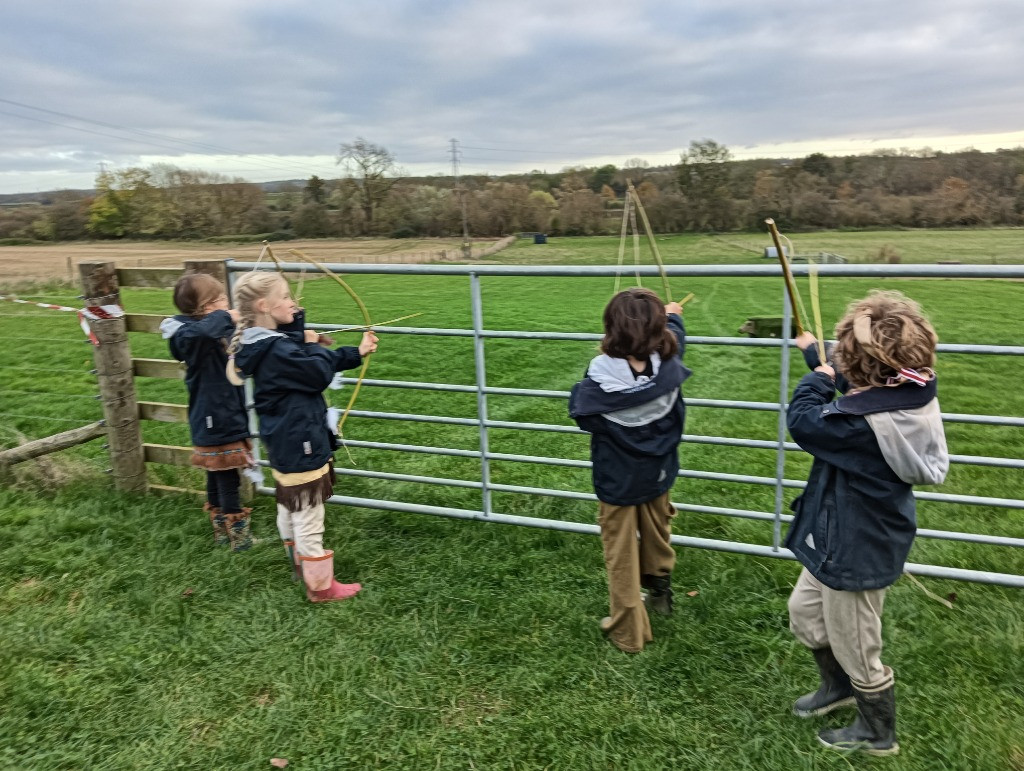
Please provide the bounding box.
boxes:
[224,271,286,387]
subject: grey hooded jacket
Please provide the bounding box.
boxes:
[785,369,949,591]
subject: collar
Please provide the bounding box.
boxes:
[833,376,937,416]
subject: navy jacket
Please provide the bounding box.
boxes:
[568,315,690,505]
[233,327,362,473]
[160,311,249,446]
[785,352,948,591]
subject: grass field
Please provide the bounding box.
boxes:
[2,233,1023,769]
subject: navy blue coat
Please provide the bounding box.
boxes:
[161,311,249,446]
[568,315,690,505]
[785,365,943,591]
[233,328,362,474]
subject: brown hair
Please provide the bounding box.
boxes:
[832,290,937,388]
[172,273,225,317]
[601,287,678,360]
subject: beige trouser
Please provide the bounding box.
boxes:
[276,501,327,558]
[788,567,893,691]
[598,492,677,653]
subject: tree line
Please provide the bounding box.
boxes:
[2,139,1023,243]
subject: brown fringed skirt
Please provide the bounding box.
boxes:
[191,440,253,471]
[274,462,335,513]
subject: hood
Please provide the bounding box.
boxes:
[233,326,285,375]
[570,354,689,421]
[159,315,189,339]
[588,352,663,392]
[864,399,949,486]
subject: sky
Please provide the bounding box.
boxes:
[2,0,1024,194]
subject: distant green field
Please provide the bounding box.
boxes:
[2,239,1023,769]
[497,228,1024,265]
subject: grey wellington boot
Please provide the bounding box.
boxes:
[793,647,856,717]
[641,574,673,616]
[818,685,899,756]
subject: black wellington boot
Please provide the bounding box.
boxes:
[818,685,899,756]
[793,647,856,718]
[641,574,673,616]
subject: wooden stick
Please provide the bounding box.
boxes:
[764,218,805,335]
[0,421,106,466]
[614,191,631,295]
[315,312,425,336]
[630,195,642,289]
[807,260,828,365]
[628,181,671,302]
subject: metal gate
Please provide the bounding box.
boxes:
[228,260,1024,588]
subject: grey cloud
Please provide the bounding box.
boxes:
[1,0,1023,192]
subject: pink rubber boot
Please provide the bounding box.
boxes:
[299,551,362,603]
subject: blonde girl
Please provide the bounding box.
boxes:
[228,272,378,602]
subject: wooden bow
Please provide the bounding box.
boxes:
[285,248,373,437]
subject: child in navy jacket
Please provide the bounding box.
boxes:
[785,290,948,756]
[228,271,377,603]
[161,273,253,551]
[569,288,690,653]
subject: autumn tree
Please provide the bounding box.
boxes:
[337,138,402,234]
[677,139,735,231]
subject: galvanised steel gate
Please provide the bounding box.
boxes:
[228,261,1024,588]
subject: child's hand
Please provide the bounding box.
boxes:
[359,331,379,356]
[665,302,683,315]
[303,330,320,344]
[794,331,817,350]
[814,364,836,380]
[317,334,335,347]
[228,309,241,324]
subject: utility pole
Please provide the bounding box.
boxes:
[450,138,471,259]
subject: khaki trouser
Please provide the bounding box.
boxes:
[598,492,677,653]
[788,568,893,691]
[276,501,327,558]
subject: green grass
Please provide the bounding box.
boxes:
[2,234,1024,769]
[496,228,1024,265]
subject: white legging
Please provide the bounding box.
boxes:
[276,501,327,558]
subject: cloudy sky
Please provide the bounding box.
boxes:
[2,0,1023,194]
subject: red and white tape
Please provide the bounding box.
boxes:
[0,295,79,312]
[1,295,124,346]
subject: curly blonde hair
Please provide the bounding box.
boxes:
[832,290,937,389]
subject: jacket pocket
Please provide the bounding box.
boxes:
[816,502,836,568]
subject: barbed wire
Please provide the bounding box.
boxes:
[0,365,94,373]
[6,389,99,400]
[0,411,102,423]
[5,336,93,343]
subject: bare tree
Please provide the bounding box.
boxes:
[336,137,402,233]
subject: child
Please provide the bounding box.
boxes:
[160,273,254,551]
[569,288,690,653]
[785,290,948,756]
[227,272,377,603]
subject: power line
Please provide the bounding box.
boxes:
[0,98,326,178]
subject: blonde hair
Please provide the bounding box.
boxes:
[225,272,287,386]
[832,290,937,389]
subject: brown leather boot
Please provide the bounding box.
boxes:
[203,503,229,547]
[224,507,253,552]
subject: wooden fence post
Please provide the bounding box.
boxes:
[183,259,229,286]
[185,259,255,502]
[79,261,148,493]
